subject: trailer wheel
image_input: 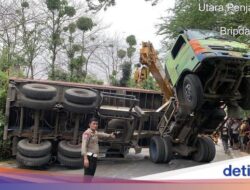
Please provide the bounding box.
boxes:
[149,136,165,163]
[162,136,173,163]
[20,96,56,110]
[203,136,216,162]
[108,119,128,130]
[107,119,129,140]
[239,78,250,110]
[192,137,208,162]
[58,140,81,158]
[17,139,52,158]
[63,99,97,113]
[21,83,57,100]
[65,88,98,105]
[182,74,203,112]
[16,152,51,167]
[57,152,83,168]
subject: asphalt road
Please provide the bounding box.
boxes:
[0,140,248,180]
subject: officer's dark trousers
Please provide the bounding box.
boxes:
[84,155,97,176]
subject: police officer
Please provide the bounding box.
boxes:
[81,117,115,177]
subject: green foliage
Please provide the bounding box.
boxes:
[120,61,131,87]
[68,23,76,34]
[127,78,137,88]
[159,0,250,43]
[126,35,137,47]
[70,56,86,69]
[127,75,160,91]
[117,49,126,59]
[0,114,11,161]
[85,75,104,85]
[141,76,160,91]
[0,49,25,77]
[63,26,68,32]
[51,33,62,46]
[46,0,60,10]
[76,17,94,32]
[0,71,8,112]
[118,35,137,87]
[109,74,119,86]
[46,0,76,80]
[86,0,157,12]
[65,6,76,17]
[127,47,136,58]
[48,67,68,81]
[109,69,118,86]
[21,1,29,8]
[0,71,11,160]
[0,48,11,71]
[72,44,81,52]
[67,49,75,59]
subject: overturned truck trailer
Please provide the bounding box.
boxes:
[3,78,163,168]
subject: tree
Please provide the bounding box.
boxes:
[86,0,160,12]
[120,35,137,86]
[63,22,80,81]
[76,16,94,81]
[45,0,76,80]
[91,36,125,85]
[158,0,250,44]
[0,0,21,74]
[117,49,126,60]
[126,35,137,47]
[18,1,44,79]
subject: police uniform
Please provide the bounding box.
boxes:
[81,128,112,176]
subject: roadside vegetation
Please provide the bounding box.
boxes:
[0,71,11,160]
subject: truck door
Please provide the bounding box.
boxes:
[167,35,189,86]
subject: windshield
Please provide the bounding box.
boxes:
[186,29,237,41]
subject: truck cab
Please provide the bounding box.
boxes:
[165,29,250,114]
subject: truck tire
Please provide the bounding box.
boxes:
[65,88,97,105]
[21,83,57,100]
[107,119,132,142]
[63,99,97,113]
[182,74,203,112]
[239,78,250,110]
[202,136,216,162]
[20,96,56,110]
[17,139,52,158]
[108,119,128,130]
[149,136,165,163]
[16,152,51,167]
[192,137,208,162]
[162,136,173,163]
[58,140,81,158]
[57,152,83,168]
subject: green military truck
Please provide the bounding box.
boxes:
[166,29,250,113]
[145,29,250,164]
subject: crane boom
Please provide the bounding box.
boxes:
[140,42,174,101]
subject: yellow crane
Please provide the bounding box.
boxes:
[139,42,174,101]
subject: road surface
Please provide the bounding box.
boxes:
[0,140,248,180]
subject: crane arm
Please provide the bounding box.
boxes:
[140,42,174,101]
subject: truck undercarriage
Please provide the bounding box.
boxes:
[4,78,163,168]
